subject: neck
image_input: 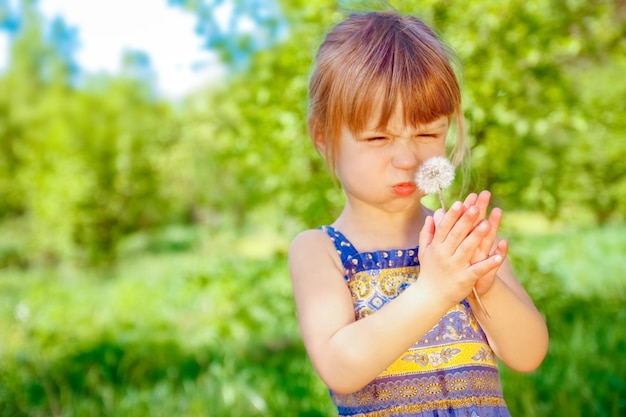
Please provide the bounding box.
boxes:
[332,202,429,252]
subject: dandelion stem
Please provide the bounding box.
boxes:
[473,288,491,319]
[437,190,446,212]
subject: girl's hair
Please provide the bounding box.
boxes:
[308,11,467,175]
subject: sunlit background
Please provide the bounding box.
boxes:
[0,0,625,415]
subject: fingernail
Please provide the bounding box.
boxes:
[494,255,503,263]
[451,201,462,211]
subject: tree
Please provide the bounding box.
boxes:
[174,0,625,231]
[378,0,625,224]
[0,2,177,264]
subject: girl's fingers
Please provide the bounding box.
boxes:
[419,215,436,251]
[462,190,491,231]
[466,252,504,282]
[475,190,491,218]
[476,207,502,259]
[442,204,481,249]
[433,208,445,226]
[433,201,465,242]
[494,238,508,258]
[487,207,503,241]
[455,219,491,261]
[463,193,478,207]
[472,190,491,229]
[473,239,509,295]
[428,196,505,277]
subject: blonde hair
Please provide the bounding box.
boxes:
[308,11,467,175]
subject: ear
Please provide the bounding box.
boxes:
[308,116,326,155]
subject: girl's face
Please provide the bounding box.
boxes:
[334,102,449,213]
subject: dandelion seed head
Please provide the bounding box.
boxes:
[415,157,456,195]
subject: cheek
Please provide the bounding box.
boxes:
[335,152,381,186]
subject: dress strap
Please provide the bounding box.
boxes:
[319,226,360,269]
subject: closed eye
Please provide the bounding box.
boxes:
[416,133,444,142]
[366,136,388,142]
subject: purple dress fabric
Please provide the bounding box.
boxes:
[320,226,511,417]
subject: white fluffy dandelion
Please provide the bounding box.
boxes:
[415,156,456,210]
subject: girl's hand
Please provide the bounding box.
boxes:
[462,191,508,296]
[418,201,504,308]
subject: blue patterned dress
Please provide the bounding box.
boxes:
[321,226,511,417]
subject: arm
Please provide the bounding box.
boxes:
[469,258,549,372]
[289,203,504,394]
[289,229,449,394]
[462,191,549,372]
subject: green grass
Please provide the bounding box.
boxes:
[0,234,334,417]
[0,223,624,416]
[501,223,626,416]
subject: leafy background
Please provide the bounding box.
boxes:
[0,0,625,416]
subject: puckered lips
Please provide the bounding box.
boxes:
[393,182,417,197]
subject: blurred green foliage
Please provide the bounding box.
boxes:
[1,0,625,264]
[1,0,625,416]
[0,3,177,265]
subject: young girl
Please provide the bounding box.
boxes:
[289,10,549,417]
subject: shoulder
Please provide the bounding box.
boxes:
[290,228,328,251]
[289,228,335,264]
[290,228,328,246]
[288,228,343,281]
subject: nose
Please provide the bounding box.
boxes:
[391,140,419,171]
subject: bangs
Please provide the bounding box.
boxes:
[331,16,460,136]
